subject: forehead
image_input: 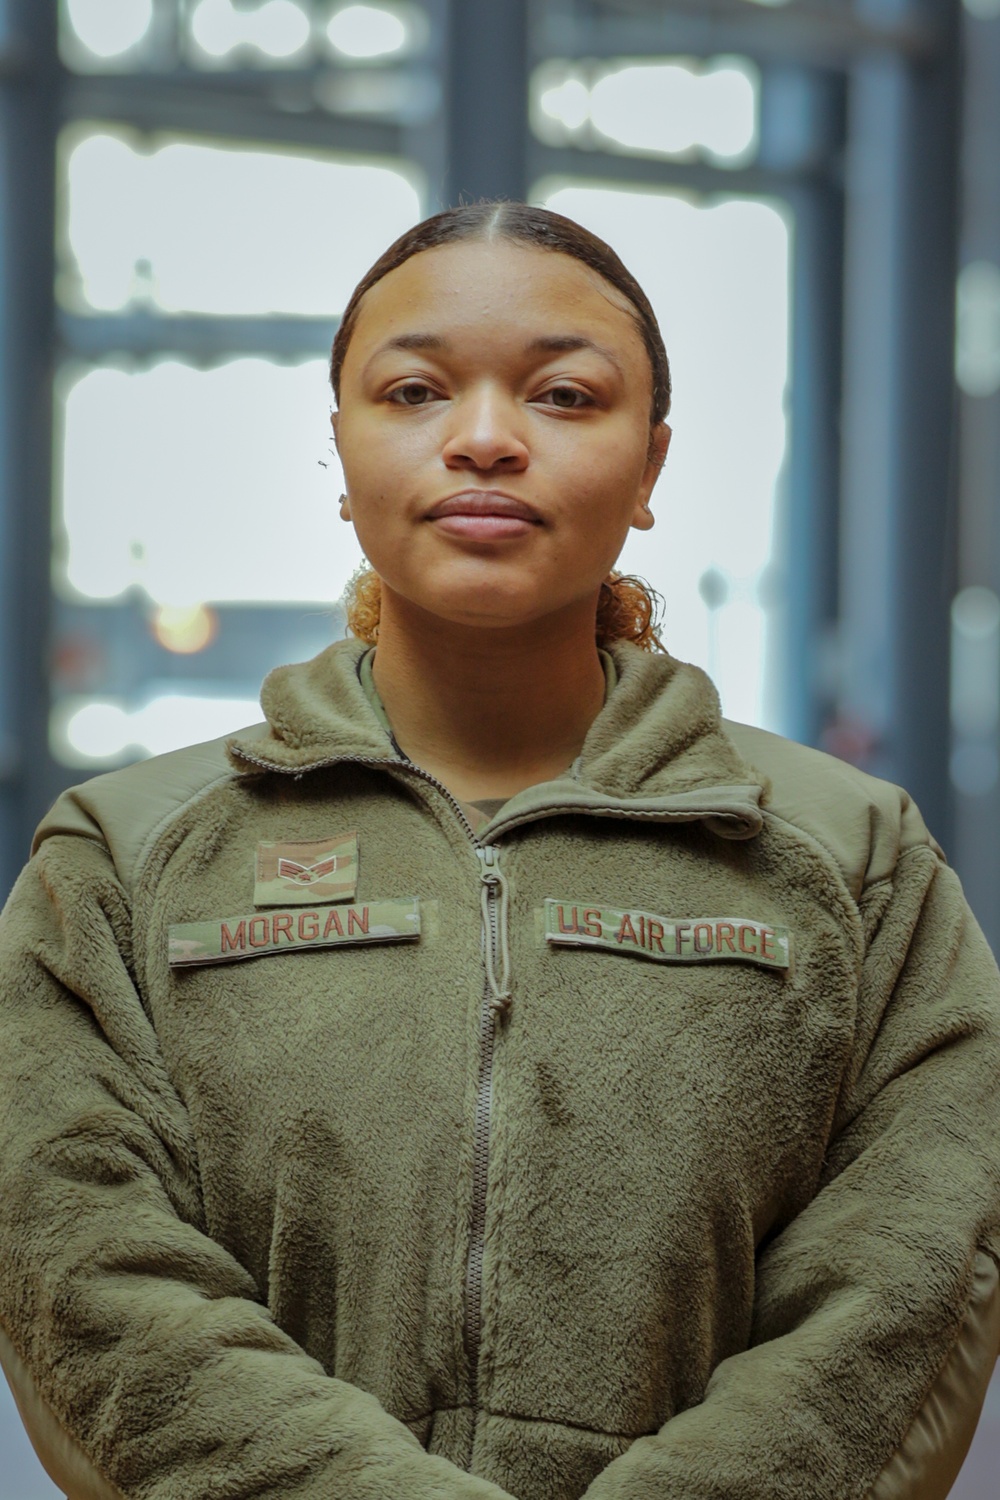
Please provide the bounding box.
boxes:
[347,239,647,365]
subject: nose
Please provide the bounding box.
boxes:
[441,385,529,473]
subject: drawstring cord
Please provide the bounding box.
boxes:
[479,852,513,1023]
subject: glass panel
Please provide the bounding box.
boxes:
[536,180,791,732]
[533,57,759,165]
[57,357,364,605]
[52,690,264,766]
[184,0,428,67]
[61,0,156,67]
[59,128,423,316]
[955,260,1000,398]
[325,3,428,59]
[189,0,312,63]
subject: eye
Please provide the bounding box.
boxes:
[537,385,594,410]
[387,381,439,407]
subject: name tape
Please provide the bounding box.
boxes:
[543,900,791,970]
[169,897,420,968]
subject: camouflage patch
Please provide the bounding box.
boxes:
[169,898,420,968]
[254,832,358,906]
[542,900,791,971]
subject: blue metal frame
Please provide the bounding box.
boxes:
[0,0,58,900]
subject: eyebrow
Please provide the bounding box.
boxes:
[524,335,626,375]
[363,331,626,376]
[362,333,447,374]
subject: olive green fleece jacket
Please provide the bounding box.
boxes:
[1,638,1000,1500]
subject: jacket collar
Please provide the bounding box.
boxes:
[226,638,767,841]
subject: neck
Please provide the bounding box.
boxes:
[370,589,608,801]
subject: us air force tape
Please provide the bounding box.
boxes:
[542,900,791,971]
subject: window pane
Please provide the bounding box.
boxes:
[57,357,364,605]
[60,0,156,69]
[533,58,759,165]
[60,129,423,315]
[53,691,265,767]
[536,181,791,731]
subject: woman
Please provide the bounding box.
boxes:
[1,202,999,1500]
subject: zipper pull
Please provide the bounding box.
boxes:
[477,846,513,1023]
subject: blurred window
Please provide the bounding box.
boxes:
[60,0,429,70]
[59,128,423,316]
[56,357,362,606]
[54,690,266,766]
[536,179,791,731]
[61,0,157,67]
[532,57,759,166]
[51,124,422,770]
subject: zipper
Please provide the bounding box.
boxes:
[234,742,508,1442]
[231,746,483,842]
[462,844,512,1458]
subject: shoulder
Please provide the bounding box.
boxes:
[722,719,944,904]
[31,722,270,894]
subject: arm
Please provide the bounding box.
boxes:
[581,841,1000,1500]
[0,834,514,1500]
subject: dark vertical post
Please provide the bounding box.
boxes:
[443,0,530,207]
[837,0,960,848]
[763,64,845,747]
[889,0,961,850]
[0,0,59,902]
[781,180,843,748]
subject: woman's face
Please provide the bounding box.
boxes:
[333,239,671,634]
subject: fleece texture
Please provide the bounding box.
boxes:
[1,636,999,1500]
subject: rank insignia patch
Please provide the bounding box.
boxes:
[169,897,420,967]
[542,900,792,971]
[255,833,358,906]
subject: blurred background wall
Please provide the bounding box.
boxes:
[0,0,998,1493]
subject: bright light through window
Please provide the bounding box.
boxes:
[55,694,263,766]
[58,358,365,606]
[589,65,701,158]
[190,0,311,61]
[956,260,1000,398]
[327,4,409,58]
[537,182,791,731]
[536,58,758,165]
[65,0,153,58]
[62,130,423,316]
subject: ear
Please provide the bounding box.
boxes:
[330,409,340,449]
[632,422,671,530]
[648,421,672,477]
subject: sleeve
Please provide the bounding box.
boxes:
[580,839,1000,1500]
[0,834,516,1500]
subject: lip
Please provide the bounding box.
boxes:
[425,489,541,541]
[425,490,541,522]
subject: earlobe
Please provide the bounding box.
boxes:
[339,492,352,521]
[633,422,670,531]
